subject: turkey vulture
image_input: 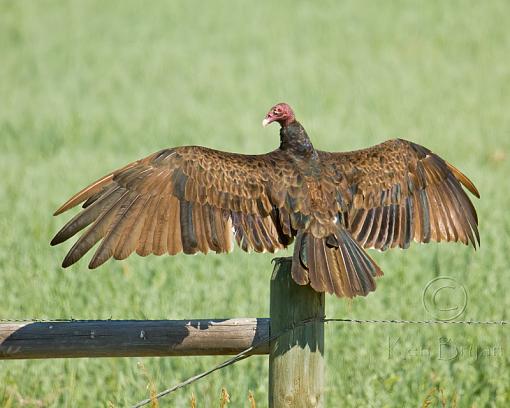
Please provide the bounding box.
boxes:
[51,103,479,298]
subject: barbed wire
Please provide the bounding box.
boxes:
[0,316,506,407]
[129,316,509,407]
[0,317,107,323]
[131,347,253,408]
[131,316,320,408]
[324,318,509,325]
[0,317,508,325]
[0,318,78,323]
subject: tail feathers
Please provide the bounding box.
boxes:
[291,229,383,298]
[291,231,308,285]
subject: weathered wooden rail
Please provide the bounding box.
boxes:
[0,318,269,359]
[0,258,325,407]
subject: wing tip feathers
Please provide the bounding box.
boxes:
[446,161,480,199]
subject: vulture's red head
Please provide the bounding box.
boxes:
[262,103,295,128]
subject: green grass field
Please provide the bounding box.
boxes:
[1,1,510,406]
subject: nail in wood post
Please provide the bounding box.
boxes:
[269,257,325,407]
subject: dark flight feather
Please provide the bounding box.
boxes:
[52,106,479,299]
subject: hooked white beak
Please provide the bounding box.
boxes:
[262,118,271,127]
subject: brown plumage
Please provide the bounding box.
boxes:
[51,103,480,298]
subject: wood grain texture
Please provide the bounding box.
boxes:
[0,319,269,359]
[269,258,325,408]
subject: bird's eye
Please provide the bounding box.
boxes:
[273,108,281,115]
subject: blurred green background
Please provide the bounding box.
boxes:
[1,0,509,406]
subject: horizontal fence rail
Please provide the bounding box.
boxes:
[0,318,269,360]
[1,317,505,361]
[2,259,508,407]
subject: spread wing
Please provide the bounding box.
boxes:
[51,147,301,268]
[319,139,480,251]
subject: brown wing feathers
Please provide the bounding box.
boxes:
[290,139,479,298]
[326,139,480,252]
[52,148,290,269]
[52,136,479,300]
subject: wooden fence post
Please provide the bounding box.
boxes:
[269,257,325,407]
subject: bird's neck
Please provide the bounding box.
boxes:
[279,121,316,157]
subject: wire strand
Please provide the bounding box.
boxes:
[1,316,506,406]
[1,317,508,325]
[130,316,509,407]
[324,318,509,325]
